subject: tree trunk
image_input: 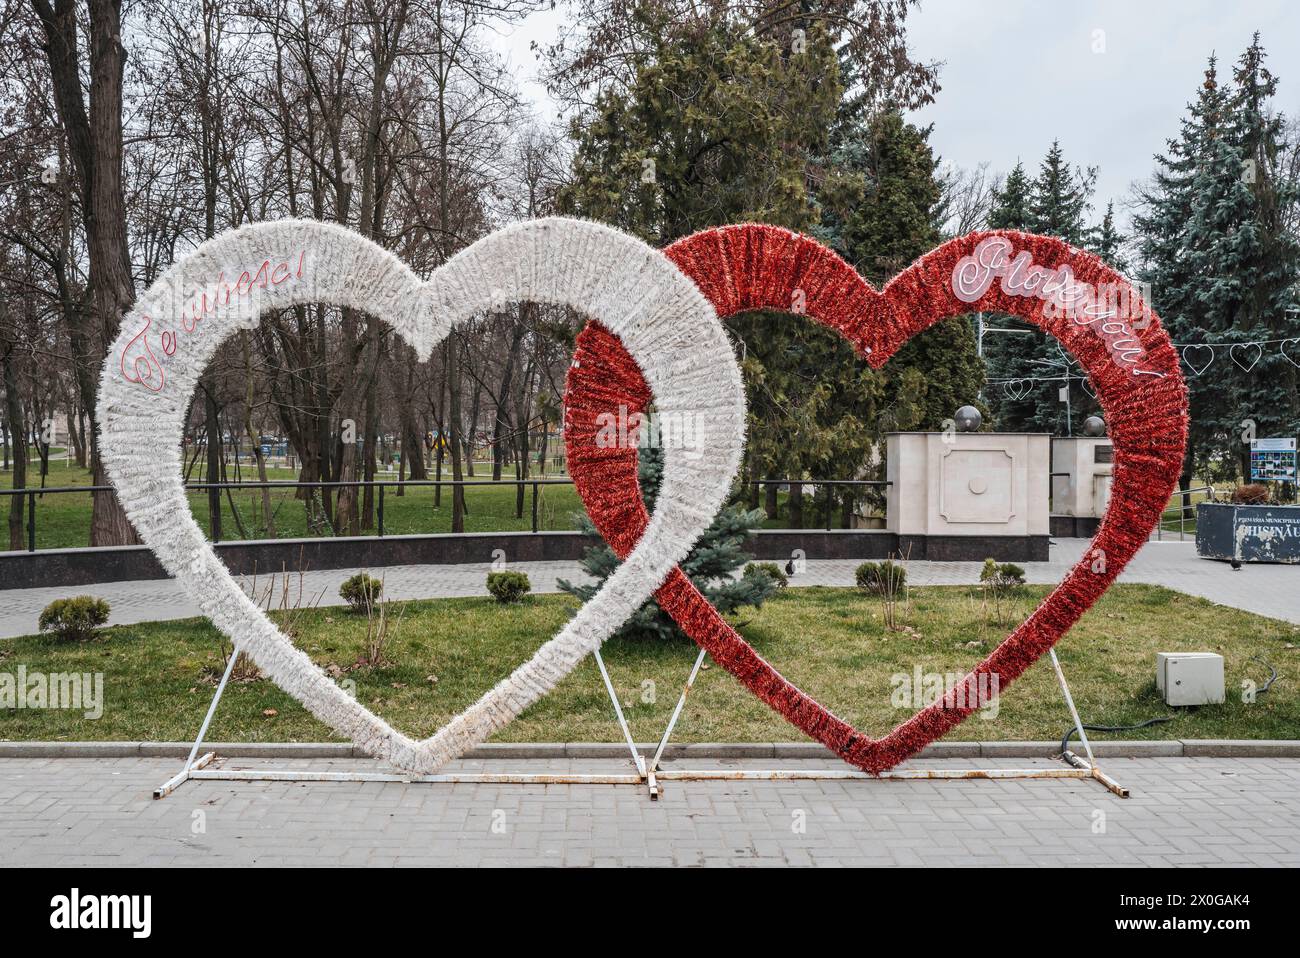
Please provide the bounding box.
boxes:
[446,335,467,532]
[239,331,274,537]
[33,0,138,546]
[3,343,28,550]
[789,482,804,528]
[204,382,222,541]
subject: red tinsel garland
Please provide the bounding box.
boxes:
[564,225,1188,774]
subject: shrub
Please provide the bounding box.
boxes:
[747,562,789,588]
[38,596,110,641]
[339,573,383,612]
[487,570,531,603]
[980,558,1026,589]
[1232,483,1269,504]
[855,560,906,595]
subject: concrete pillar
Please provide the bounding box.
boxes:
[1050,437,1114,518]
[885,431,1051,559]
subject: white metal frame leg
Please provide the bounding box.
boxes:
[1049,647,1128,797]
[640,647,709,799]
[154,639,242,799]
[592,648,646,779]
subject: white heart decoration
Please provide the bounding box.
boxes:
[1282,339,1300,369]
[98,217,746,773]
[1181,344,1215,376]
[1003,379,1033,401]
[1229,341,1263,372]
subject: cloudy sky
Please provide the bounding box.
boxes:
[493,0,1300,228]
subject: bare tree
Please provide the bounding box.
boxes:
[30,0,139,544]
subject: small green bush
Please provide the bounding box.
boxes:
[747,562,789,588]
[980,559,1026,589]
[339,573,383,611]
[38,596,110,641]
[855,560,906,595]
[487,570,531,603]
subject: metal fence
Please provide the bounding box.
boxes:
[1152,485,1215,541]
[0,477,892,552]
[0,474,1225,553]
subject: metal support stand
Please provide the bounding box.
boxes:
[155,638,243,799]
[642,647,707,799]
[1049,647,1129,797]
[593,649,646,779]
[155,643,1128,800]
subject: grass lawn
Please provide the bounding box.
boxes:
[2,463,585,549]
[3,584,1295,745]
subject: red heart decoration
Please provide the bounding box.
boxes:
[564,225,1187,773]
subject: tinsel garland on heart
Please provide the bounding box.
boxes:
[564,224,1188,774]
[99,216,747,775]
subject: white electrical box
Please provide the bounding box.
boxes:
[1156,652,1225,706]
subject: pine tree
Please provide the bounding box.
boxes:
[840,110,984,432]
[1030,141,1097,246]
[1136,40,1300,491]
[983,144,1101,434]
[557,446,780,642]
[1095,202,1126,271]
[988,161,1034,231]
[1134,56,1228,491]
[981,161,1041,430]
[1224,36,1300,481]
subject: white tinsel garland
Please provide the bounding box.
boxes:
[98,217,745,773]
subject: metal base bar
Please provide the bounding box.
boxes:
[155,756,1123,794]
[1063,749,1130,797]
[656,767,1094,783]
[188,767,646,785]
[153,751,215,799]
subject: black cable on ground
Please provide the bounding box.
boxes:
[1249,656,1278,695]
[1060,715,1178,755]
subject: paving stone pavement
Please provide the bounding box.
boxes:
[0,537,1295,639]
[2,755,1297,866]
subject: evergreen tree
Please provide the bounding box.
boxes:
[983,144,1101,434]
[559,17,839,243]
[557,446,780,642]
[1134,57,1229,490]
[838,110,984,432]
[1030,141,1098,245]
[1095,202,1127,271]
[1137,41,1300,490]
[1224,36,1300,480]
[981,161,1041,430]
[988,161,1034,230]
[562,22,874,528]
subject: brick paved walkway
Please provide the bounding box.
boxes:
[2,755,1297,866]
[1,539,1295,638]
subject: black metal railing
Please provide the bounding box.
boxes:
[0,477,893,552]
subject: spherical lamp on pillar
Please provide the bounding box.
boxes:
[1083,415,1106,438]
[954,405,983,433]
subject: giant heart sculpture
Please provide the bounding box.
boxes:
[98,217,746,774]
[564,225,1187,774]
